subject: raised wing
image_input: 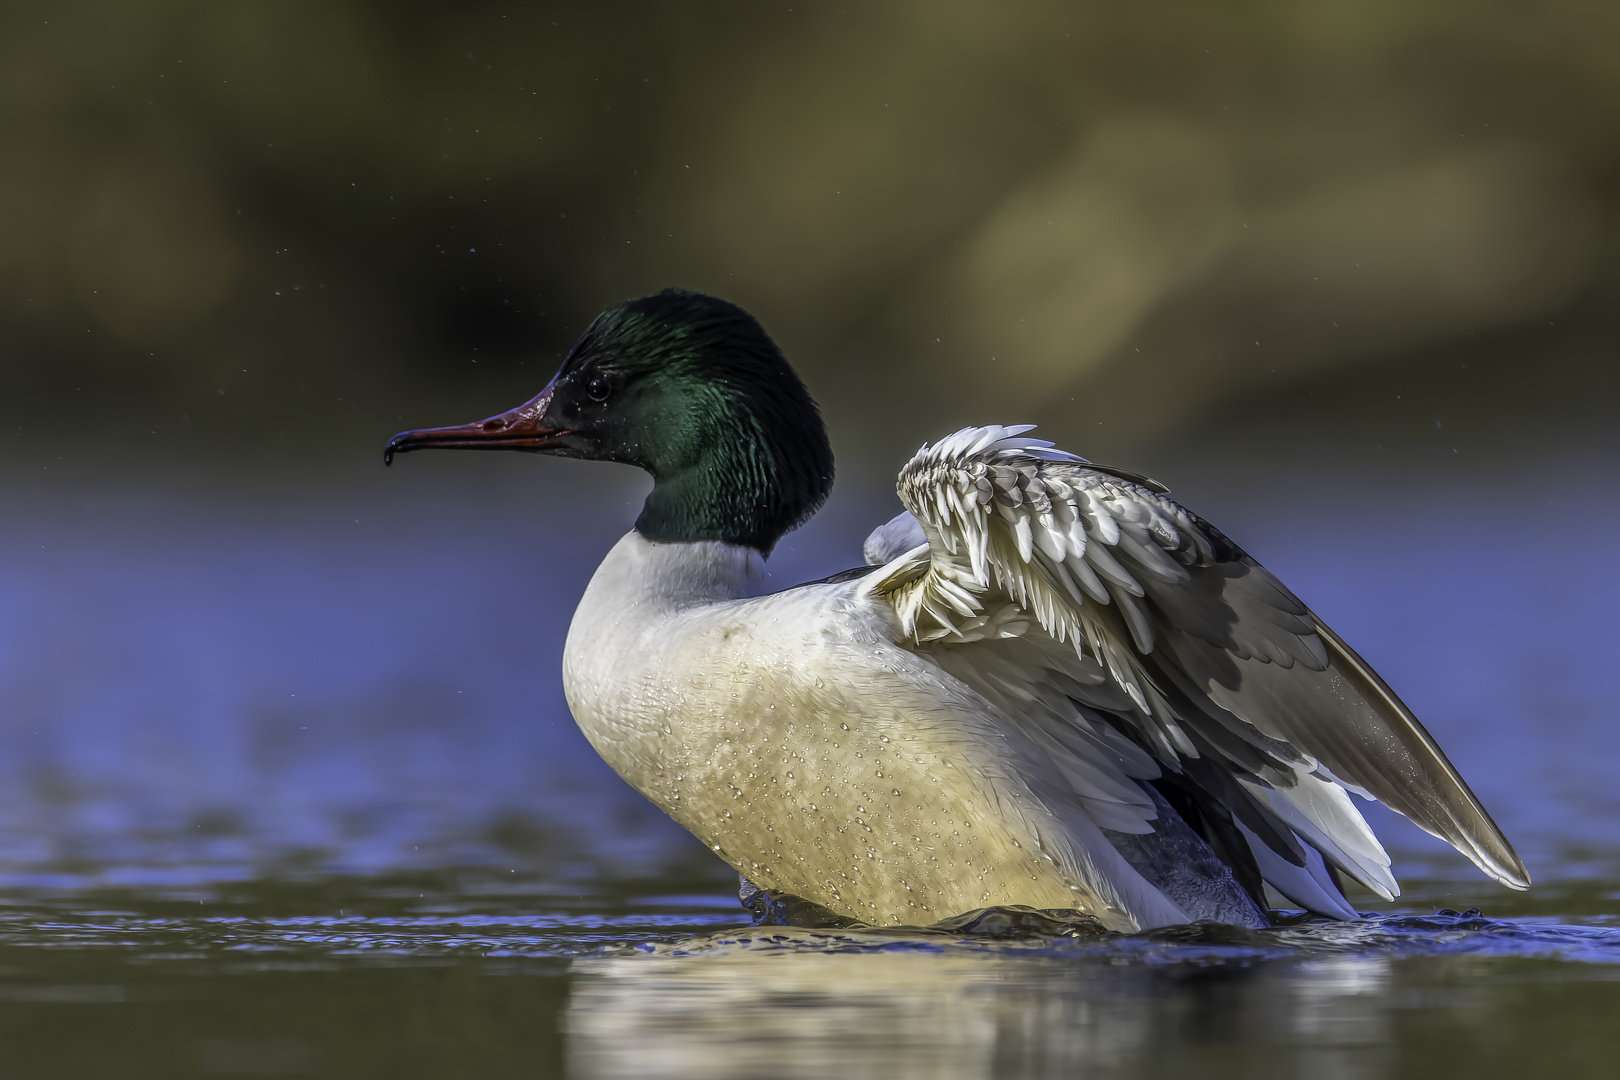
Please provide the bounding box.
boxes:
[862,425,1527,916]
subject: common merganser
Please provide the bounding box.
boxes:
[385,289,1528,931]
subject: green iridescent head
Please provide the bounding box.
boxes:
[386,289,835,554]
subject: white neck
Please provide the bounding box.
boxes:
[563,532,765,704]
[588,531,765,610]
[561,531,766,782]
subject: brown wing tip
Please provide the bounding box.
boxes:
[1482,848,1532,891]
[1312,615,1532,893]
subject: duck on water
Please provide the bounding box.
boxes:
[385,288,1527,932]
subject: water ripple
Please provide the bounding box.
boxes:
[5,889,1618,967]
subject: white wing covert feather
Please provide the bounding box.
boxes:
[862,425,1528,916]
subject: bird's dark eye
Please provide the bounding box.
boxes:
[586,376,612,402]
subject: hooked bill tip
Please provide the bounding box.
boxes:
[382,429,418,466]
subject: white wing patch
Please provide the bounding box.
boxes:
[863,425,1210,759]
[871,425,1206,652]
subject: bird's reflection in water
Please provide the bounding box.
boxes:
[566,926,1397,1079]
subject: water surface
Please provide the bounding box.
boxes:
[3,870,1619,1078]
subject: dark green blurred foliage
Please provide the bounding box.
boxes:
[2,0,1616,465]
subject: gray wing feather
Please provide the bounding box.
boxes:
[869,425,1529,915]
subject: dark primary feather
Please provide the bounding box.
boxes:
[1144,558,1525,888]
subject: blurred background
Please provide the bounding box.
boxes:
[2,0,1618,894]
